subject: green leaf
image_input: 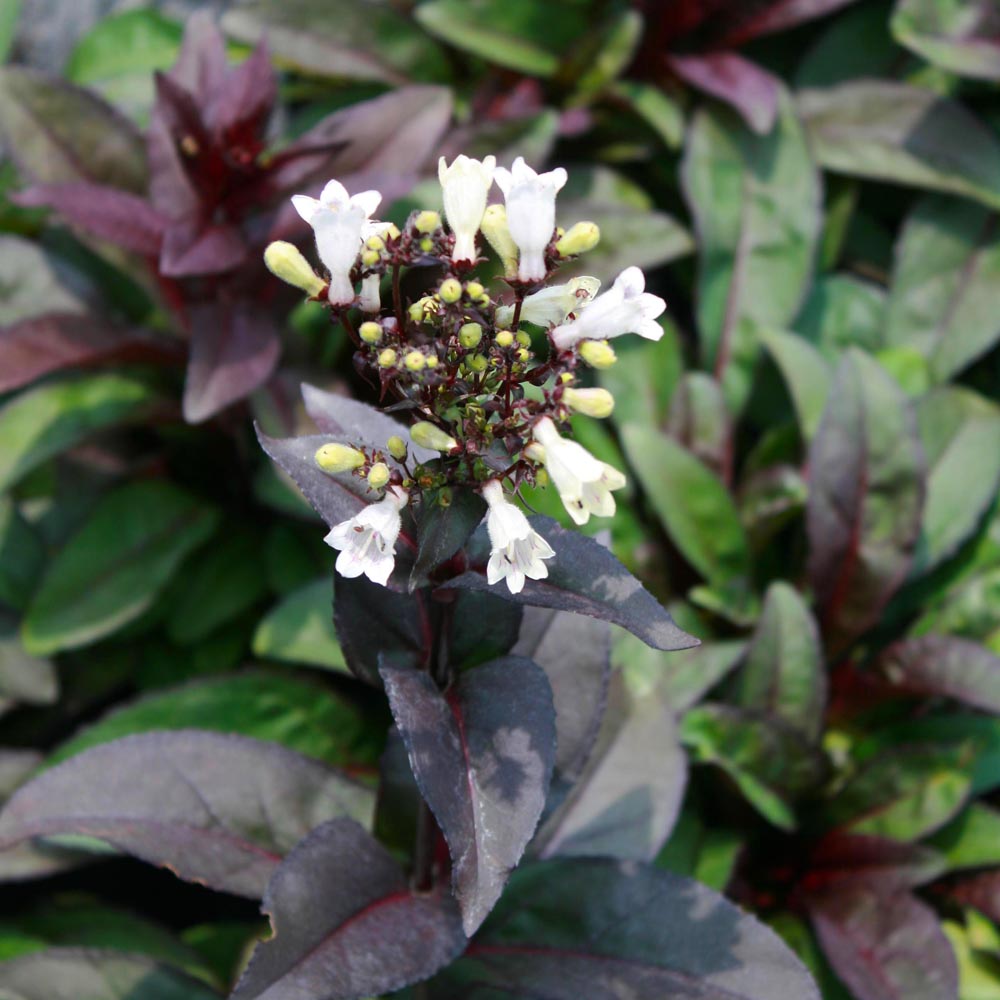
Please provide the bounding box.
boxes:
[0,235,86,326]
[682,86,822,409]
[621,424,751,589]
[796,1,900,89]
[0,0,20,63]
[608,79,685,148]
[798,81,1000,210]
[599,323,683,431]
[0,373,160,494]
[759,329,832,440]
[942,918,1000,1000]
[887,195,1000,381]
[22,481,218,656]
[50,672,380,770]
[0,498,44,611]
[795,273,887,357]
[0,615,57,709]
[927,805,1000,872]
[252,577,347,673]
[892,0,1000,81]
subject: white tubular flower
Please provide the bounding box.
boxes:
[494,157,568,283]
[496,276,600,328]
[482,480,555,594]
[323,486,408,587]
[359,274,381,313]
[532,417,626,526]
[550,266,665,350]
[438,155,496,264]
[291,179,383,306]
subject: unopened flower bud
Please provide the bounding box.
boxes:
[419,236,434,253]
[361,248,381,267]
[405,350,426,372]
[556,221,600,257]
[468,354,488,373]
[578,339,617,369]
[560,372,574,383]
[495,330,514,348]
[359,321,382,344]
[465,280,484,299]
[315,442,365,473]
[516,330,532,347]
[516,348,530,362]
[264,241,325,297]
[535,468,549,487]
[367,462,390,489]
[459,322,482,348]
[366,235,385,251]
[411,422,458,452]
[378,348,397,368]
[564,386,615,418]
[387,436,407,460]
[415,210,442,234]
[385,223,401,240]
[425,355,439,369]
[439,278,463,303]
[481,204,519,278]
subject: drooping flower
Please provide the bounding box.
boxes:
[531,417,626,525]
[495,276,600,328]
[550,266,665,350]
[438,155,496,264]
[494,157,568,283]
[482,480,555,594]
[324,486,408,586]
[292,179,384,306]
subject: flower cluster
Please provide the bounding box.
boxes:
[265,155,666,593]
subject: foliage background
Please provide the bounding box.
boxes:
[3,1,1000,998]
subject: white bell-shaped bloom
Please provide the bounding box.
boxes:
[482,480,555,594]
[494,158,567,283]
[550,266,665,350]
[495,276,600,329]
[532,418,626,526]
[438,155,496,264]
[292,179,383,306]
[324,485,408,586]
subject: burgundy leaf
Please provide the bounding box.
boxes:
[720,0,862,46]
[232,818,466,1000]
[877,635,1000,713]
[206,38,277,138]
[668,52,781,134]
[808,883,958,1000]
[945,870,1000,924]
[0,731,374,899]
[160,220,247,276]
[381,656,556,935]
[0,313,179,395]
[804,833,947,893]
[182,301,279,422]
[14,183,166,256]
[168,10,229,98]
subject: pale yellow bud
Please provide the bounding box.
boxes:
[578,339,617,369]
[516,348,530,362]
[264,241,325,297]
[404,350,426,372]
[439,278,463,303]
[564,386,614,418]
[556,222,601,257]
[360,249,381,267]
[459,322,482,349]
[359,321,382,344]
[415,210,442,234]
[411,422,458,452]
[315,442,365,473]
[385,223,401,240]
[425,355,439,369]
[367,462,390,489]
[480,203,519,279]
[366,235,385,251]
[516,330,532,347]
[378,348,397,368]
[467,354,488,373]
[387,436,407,460]
[495,330,514,348]
[465,280,484,299]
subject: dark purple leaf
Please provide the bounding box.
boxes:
[721,0,862,45]
[428,859,821,998]
[877,634,1000,713]
[0,731,374,898]
[232,818,465,1000]
[334,574,428,684]
[169,11,228,96]
[448,589,523,669]
[442,517,700,652]
[807,351,925,651]
[0,66,147,192]
[513,606,610,781]
[412,490,487,589]
[160,221,248,277]
[808,884,958,1000]
[0,313,178,395]
[381,656,555,935]
[668,51,780,134]
[15,183,166,256]
[0,949,221,1000]
[183,302,280,423]
[805,833,947,892]
[533,672,685,862]
[945,870,1000,924]
[206,39,276,137]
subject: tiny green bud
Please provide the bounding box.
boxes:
[378,348,398,368]
[404,350,426,372]
[419,237,434,253]
[459,322,483,349]
[468,354,488,373]
[365,235,385,251]
[425,355,439,369]
[556,222,600,257]
[516,348,530,362]
[535,468,549,487]
[360,248,381,267]
[495,329,514,348]
[385,223,401,240]
[408,301,425,323]
[315,442,365,473]
[477,293,491,307]
[411,422,458,452]
[264,241,325,297]
[367,462,390,489]
[387,436,407,460]
[437,487,453,508]
[414,210,442,234]
[560,372,574,384]
[359,321,382,344]
[578,339,617,369]
[465,280,484,299]
[480,204,519,278]
[564,386,615,419]
[439,278,463,304]
[516,330,532,347]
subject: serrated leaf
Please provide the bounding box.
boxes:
[252,577,347,673]
[22,481,218,656]
[0,732,374,898]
